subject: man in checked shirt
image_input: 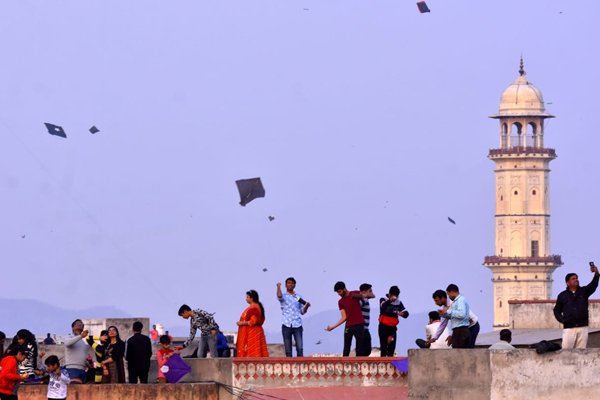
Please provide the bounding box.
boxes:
[178,304,220,358]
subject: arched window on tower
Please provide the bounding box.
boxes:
[501,123,508,148]
[511,122,523,148]
[527,122,537,148]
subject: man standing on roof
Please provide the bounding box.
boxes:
[553,264,599,349]
[277,277,311,357]
[178,304,219,358]
[428,289,480,348]
[325,281,370,356]
[64,319,89,383]
[438,284,471,349]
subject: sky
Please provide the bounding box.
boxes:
[1,0,600,352]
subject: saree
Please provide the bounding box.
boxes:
[236,303,269,357]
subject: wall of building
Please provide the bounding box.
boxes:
[408,349,600,400]
[20,383,219,400]
[509,300,600,329]
[83,317,151,337]
[17,357,406,400]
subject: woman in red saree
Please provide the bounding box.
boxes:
[236,290,269,357]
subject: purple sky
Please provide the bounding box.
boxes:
[1,0,599,346]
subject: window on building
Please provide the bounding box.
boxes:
[531,240,539,257]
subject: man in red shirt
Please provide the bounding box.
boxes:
[325,281,369,356]
[150,325,159,345]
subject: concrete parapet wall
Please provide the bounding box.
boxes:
[509,300,600,329]
[408,349,492,400]
[233,357,407,389]
[19,383,218,400]
[408,349,600,400]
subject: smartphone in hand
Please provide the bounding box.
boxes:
[590,261,596,272]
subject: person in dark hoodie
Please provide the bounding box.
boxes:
[553,264,599,349]
[378,286,409,357]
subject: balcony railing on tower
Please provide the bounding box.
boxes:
[483,255,563,265]
[489,147,556,157]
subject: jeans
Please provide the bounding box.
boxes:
[198,334,218,358]
[343,324,366,356]
[363,329,372,356]
[378,324,398,356]
[282,325,304,357]
[468,322,480,348]
[65,368,86,383]
[451,326,471,349]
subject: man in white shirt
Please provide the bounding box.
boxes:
[416,311,451,349]
[489,329,515,350]
[425,311,451,349]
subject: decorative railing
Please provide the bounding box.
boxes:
[483,255,563,265]
[232,357,407,389]
[488,147,556,156]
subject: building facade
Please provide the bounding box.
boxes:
[483,60,562,328]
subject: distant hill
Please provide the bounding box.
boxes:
[0,298,131,337]
[265,308,431,356]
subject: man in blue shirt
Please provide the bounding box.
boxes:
[438,284,471,348]
[277,277,311,357]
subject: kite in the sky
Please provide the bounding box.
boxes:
[262,267,268,272]
[236,177,265,206]
[89,126,100,134]
[44,123,67,138]
[416,1,430,13]
[448,217,456,225]
[268,216,275,221]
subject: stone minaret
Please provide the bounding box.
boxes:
[483,59,562,329]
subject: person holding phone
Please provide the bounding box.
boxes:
[277,277,310,357]
[553,262,600,349]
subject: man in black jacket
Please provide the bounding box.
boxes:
[553,264,599,349]
[125,321,153,383]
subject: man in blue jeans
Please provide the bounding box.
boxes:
[277,277,311,357]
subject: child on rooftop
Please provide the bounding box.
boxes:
[45,355,69,400]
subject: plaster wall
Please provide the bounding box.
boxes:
[19,383,218,400]
[408,349,600,400]
[509,300,600,329]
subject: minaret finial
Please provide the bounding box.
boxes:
[519,56,525,76]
